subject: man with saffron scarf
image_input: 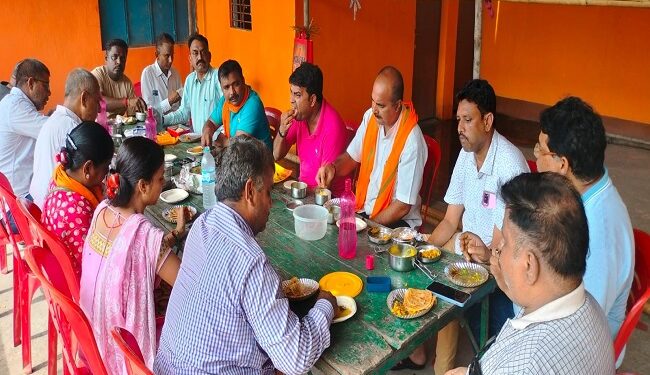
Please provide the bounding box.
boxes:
[201,60,272,149]
[316,66,427,228]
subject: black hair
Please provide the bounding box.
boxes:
[155,33,175,48]
[218,59,243,82]
[540,96,606,182]
[110,137,164,207]
[378,66,404,102]
[501,172,588,281]
[215,135,275,202]
[188,33,209,50]
[289,62,323,103]
[60,121,114,172]
[104,39,128,53]
[456,79,497,116]
[15,59,50,87]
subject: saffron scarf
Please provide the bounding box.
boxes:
[355,102,418,218]
[221,85,250,139]
[52,164,103,210]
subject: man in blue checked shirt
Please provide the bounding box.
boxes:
[154,135,337,375]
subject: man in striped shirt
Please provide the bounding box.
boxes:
[446,172,615,375]
[154,135,337,374]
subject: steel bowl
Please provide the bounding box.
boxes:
[391,227,417,244]
[417,244,442,263]
[314,187,331,205]
[368,226,392,245]
[388,243,417,272]
[291,181,307,199]
[327,205,340,224]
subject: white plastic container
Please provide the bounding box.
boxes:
[293,204,328,241]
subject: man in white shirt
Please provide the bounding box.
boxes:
[30,68,102,208]
[140,33,183,119]
[316,66,427,228]
[163,33,223,134]
[446,172,614,375]
[0,59,51,197]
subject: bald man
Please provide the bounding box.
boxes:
[316,66,427,228]
[30,68,102,208]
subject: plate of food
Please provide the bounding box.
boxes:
[159,188,189,204]
[387,288,436,319]
[186,145,204,156]
[368,226,392,244]
[164,153,177,163]
[333,295,357,324]
[336,217,367,232]
[444,262,489,288]
[274,163,293,184]
[417,244,442,263]
[161,205,197,223]
[179,132,201,143]
[282,277,319,301]
[391,227,417,244]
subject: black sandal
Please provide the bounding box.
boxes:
[391,356,426,371]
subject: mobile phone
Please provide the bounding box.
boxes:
[427,281,471,307]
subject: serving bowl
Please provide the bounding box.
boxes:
[293,204,328,241]
[388,243,418,272]
[291,181,308,199]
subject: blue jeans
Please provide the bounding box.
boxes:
[3,194,33,234]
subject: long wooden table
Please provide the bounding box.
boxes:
[143,139,495,374]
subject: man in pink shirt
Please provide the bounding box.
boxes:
[273,62,350,196]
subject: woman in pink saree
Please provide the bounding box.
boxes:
[80,137,189,374]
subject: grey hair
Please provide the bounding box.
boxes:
[215,135,275,202]
[64,68,99,98]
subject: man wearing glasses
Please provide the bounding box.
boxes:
[0,58,51,198]
[533,97,634,367]
[446,172,615,374]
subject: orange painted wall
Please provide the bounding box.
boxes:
[0,0,191,113]
[481,2,650,124]
[308,1,417,124]
[196,0,296,112]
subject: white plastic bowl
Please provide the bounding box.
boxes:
[293,204,328,241]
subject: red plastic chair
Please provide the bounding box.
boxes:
[0,172,18,273]
[24,245,108,375]
[17,197,81,301]
[0,175,55,374]
[419,135,442,232]
[527,159,538,173]
[265,106,281,140]
[134,81,142,98]
[614,228,650,361]
[111,327,154,375]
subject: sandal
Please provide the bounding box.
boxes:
[391,356,426,371]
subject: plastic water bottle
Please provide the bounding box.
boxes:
[338,178,357,259]
[97,98,108,132]
[152,90,163,131]
[145,107,157,141]
[201,147,217,209]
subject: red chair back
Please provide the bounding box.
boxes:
[24,246,108,375]
[420,135,442,230]
[265,107,281,140]
[134,81,142,98]
[527,159,538,173]
[16,197,80,301]
[111,327,153,375]
[614,228,650,359]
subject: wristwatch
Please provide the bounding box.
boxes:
[278,128,287,138]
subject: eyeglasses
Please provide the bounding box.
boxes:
[533,142,557,159]
[33,78,50,90]
[468,335,497,375]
